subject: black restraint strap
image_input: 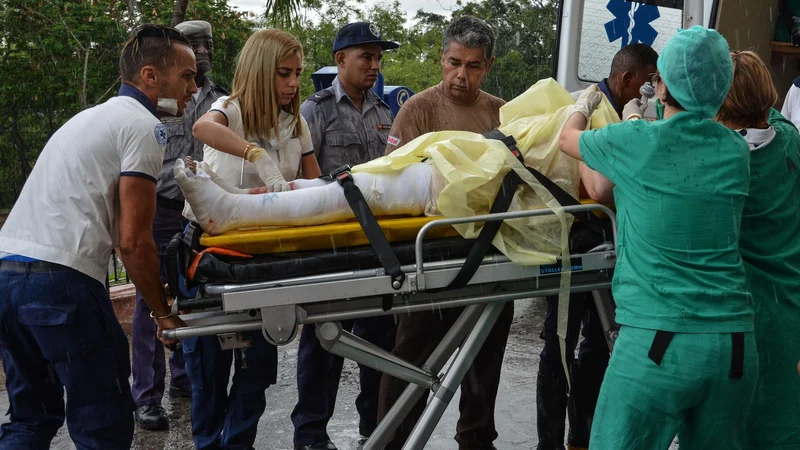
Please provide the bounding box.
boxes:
[648,330,675,366]
[430,170,523,292]
[166,233,184,299]
[730,332,744,379]
[497,133,608,238]
[335,170,404,310]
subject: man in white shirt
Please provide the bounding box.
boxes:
[781,77,800,130]
[0,24,197,450]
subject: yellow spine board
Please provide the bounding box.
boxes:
[199,216,459,255]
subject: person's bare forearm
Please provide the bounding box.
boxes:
[192,118,249,158]
[559,113,588,160]
[580,163,615,203]
[119,239,169,317]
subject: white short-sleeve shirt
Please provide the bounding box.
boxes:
[781,78,800,131]
[202,97,313,188]
[0,88,164,283]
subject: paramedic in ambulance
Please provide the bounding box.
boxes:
[559,26,757,449]
[537,42,658,450]
[379,15,510,450]
[715,50,800,450]
[291,21,399,450]
[130,19,228,432]
[0,24,196,450]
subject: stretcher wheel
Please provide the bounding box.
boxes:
[261,322,298,346]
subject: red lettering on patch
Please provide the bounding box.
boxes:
[387,135,401,146]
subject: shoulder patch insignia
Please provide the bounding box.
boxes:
[387,135,401,146]
[307,89,334,104]
[154,123,167,145]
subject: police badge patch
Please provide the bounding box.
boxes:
[154,123,167,145]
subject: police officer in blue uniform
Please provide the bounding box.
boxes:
[130,19,229,432]
[290,22,399,450]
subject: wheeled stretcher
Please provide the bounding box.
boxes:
[162,135,619,450]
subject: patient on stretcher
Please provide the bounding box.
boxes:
[176,78,622,265]
[175,157,442,235]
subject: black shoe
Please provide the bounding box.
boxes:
[168,383,192,399]
[295,441,338,450]
[134,404,169,431]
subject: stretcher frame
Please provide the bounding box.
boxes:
[163,204,619,450]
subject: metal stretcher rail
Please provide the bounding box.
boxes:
[162,204,619,450]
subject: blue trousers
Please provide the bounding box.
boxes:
[131,203,188,407]
[291,316,396,446]
[183,331,278,450]
[0,267,135,450]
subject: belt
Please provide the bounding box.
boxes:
[648,330,744,379]
[157,196,185,211]
[0,260,70,274]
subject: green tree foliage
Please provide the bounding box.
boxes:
[0,0,254,209]
[0,0,558,209]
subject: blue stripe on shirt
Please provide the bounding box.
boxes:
[121,171,158,183]
[0,255,39,263]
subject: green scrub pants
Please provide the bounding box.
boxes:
[589,326,757,450]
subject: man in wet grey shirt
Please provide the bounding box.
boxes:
[130,19,228,431]
[291,22,399,450]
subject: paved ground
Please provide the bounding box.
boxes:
[0,298,678,449]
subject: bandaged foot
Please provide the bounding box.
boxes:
[175,159,435,235]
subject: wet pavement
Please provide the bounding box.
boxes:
[0,298,678,449]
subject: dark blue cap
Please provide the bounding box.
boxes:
[333,22,400,53]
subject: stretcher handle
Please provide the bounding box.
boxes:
[414,204,617,278]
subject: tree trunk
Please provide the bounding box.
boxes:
[172,0,190,27]
[126,0,140,23]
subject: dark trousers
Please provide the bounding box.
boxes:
[536,222,612,450]
[537,294,609,450]
[131,204,189,407]
[291,316,396,446]
[0,267,135,450]
[183,331,278,450]
[377,302,515,450]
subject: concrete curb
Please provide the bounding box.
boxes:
[109,283,136,335]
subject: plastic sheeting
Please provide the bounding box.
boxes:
[353,78,620,265]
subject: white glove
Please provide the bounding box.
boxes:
[622,98,647,121]
[248,148,290,192]
[573,85,603,120]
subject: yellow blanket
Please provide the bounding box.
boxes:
[353,78,620,265]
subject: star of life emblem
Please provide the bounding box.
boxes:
[154,123,167,146]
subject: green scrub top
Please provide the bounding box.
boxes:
[579,112,753,333]
[741,109,800,449]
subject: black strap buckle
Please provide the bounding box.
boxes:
[319,165,352,182]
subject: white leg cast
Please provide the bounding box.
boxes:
[174,159,434,235]
[290,178,330,190]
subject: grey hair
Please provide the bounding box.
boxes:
[442,16,495,62]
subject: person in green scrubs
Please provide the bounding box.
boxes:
[558,26,758,449]
[715,50,800,450]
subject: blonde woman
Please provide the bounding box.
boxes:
[192,28,321,193]
[716,51,800,450]
[181,29,319,450]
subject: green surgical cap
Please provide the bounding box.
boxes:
[657,26,733,118]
